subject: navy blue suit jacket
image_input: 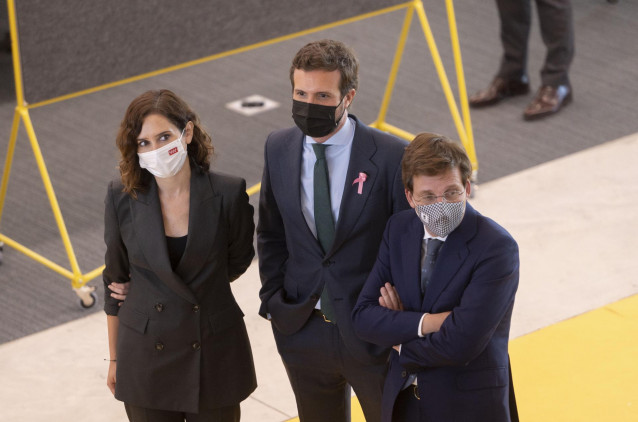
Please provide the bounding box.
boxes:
[353,203,519,421]
[257,115,410,364]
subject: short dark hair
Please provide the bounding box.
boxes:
[402,133,472,192]
[289,39,359,97]
[115,89,213,196]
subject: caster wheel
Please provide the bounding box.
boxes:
[80,291,97,309]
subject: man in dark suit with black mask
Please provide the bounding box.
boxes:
[257,39,410,422]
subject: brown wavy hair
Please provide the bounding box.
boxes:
[289,39,359,98]
[402,133,472,192]
[116,89,213,196]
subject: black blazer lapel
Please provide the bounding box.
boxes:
[175,171,220,282]
[131,179,197,304]
[331,118,378,255]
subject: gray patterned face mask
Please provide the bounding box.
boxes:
[415,201,465,238]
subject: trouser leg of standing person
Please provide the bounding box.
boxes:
[185,405,240,422]
[273,315,350,422]
[342,348,386,422]
[535,0,574,87]
[391,387,420,422]
[124,404,183,422]
[273,313,385,422]
[496,0,532,81]
[522,0,574,119]
[124,403,240,422]
[469,0,532,107]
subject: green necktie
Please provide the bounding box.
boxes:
[312,143,336,322]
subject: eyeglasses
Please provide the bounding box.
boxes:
[415,190,465,205]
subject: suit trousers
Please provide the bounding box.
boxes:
[391,386,420,422]
[124,403,240,422]
[496,0,574,87]
[273,312,387,422]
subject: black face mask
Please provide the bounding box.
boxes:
[292,97,346,138]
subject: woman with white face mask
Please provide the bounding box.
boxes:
[103,89,256,421]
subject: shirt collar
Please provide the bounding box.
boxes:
[304,115,354,147]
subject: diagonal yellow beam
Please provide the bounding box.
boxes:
[445,0,477,175]
[19,106,81,279]
[372,3,415,128]
[414,1,469,150]
[0,110,21,223]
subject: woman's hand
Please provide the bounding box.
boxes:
[108,281,130,305]
[107,361,117,395]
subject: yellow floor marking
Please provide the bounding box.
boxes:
[511,294,638,421]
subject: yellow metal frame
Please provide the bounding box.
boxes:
[0,0,102,296]
[369,0,477,180]
[0,0,476,297]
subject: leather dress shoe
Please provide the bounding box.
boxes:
[469,77,530,108]
[523,85,572,121]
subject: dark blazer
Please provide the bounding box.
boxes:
[353,204,519,422]
[103,169,256,414]
[257,115,410,364]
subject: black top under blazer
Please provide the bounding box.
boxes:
[103,169,256,413]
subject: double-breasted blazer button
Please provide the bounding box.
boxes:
[155,342,164,351]
[154,303,164,312]
[401,370,407,378]
[310,294,319,301]
[192,305,200,313]
[322,260,331,267]
[192,342,201,351]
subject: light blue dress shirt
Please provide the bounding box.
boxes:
[300,116,355,238]
[300,116,355,311]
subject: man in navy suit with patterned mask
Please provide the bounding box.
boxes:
[353,133,520,422]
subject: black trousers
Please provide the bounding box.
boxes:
[273,312,387,422]
[391,386,420,422]
[496,0,574,87]
[124,403,240,422]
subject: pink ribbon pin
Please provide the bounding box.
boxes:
[352,172,367,194]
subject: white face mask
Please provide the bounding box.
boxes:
[415,200,465,238]
[137,129,188,178]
